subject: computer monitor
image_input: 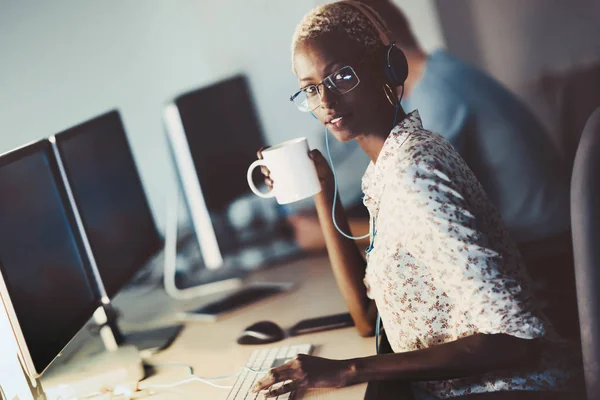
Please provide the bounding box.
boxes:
[163,75,269,270]
[51,110,182,352]
[175,75,266,213]
[0,140,100,378]
[52,110,163,299]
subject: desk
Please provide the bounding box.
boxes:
[111,255,374,399]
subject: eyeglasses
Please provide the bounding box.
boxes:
[290,65,361,112]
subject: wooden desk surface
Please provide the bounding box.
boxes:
[113,255,375,399]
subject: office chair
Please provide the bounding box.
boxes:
[571,106,600,398]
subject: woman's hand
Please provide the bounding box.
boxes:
[252,354,356,397]
[308,149,335,194]
[256,148,334,194]
[256,147,274,190]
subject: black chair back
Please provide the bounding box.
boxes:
[571,106,600,397]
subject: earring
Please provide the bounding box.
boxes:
[383,83,397,107]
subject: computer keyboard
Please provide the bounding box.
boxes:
[226,344,313,400]
[193,284,290,315]
[175,263,247,289]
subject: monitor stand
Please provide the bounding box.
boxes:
[93,303,183,357]
[161,187,244,300]
[163,186,294,318]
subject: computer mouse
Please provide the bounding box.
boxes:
[237,320,286,345]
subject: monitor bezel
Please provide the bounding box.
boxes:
[0,139,101,378]
[53,110,164,299]
[163,103,224,270]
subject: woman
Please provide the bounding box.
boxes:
[253,3,579,399]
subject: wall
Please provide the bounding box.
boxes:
[0,0,319,230]
[435,0,600,141]
[438,0,600,88]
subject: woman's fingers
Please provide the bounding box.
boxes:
[308,149,334,188]
[308,148,325,160]
[309,149,330,173]
[257,146,270,160]
[253,365,293,392]
[257,147,332,192]
[253,355,353,395]
[265,177,274,190]
[257,154,273,188]
[263,381,301,398]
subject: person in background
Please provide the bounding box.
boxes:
[287,0,576,340]
[253,3,580,398]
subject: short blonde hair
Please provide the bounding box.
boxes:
[291,2,383,68]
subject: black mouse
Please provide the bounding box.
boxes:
[237,320,286,345]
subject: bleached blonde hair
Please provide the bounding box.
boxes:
[291,2,384,69]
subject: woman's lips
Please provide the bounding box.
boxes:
[327,114,352,130]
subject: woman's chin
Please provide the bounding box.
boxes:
[330,128,358,143]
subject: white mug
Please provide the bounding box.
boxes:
[247,137,321,204]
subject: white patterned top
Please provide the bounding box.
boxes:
[361,111,578,398]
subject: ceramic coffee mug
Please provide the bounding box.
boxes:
[247,137,321,204]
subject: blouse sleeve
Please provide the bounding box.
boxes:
[390,150,547,340]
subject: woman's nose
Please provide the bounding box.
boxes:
[319,85,339,110]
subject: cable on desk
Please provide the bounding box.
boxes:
[150,361,273,377]
[138,362,274,391]
[138,376,233,390]
[51,362,275,399]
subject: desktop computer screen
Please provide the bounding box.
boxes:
[0,140,100,376]
[164,75,297,271]
[174,75,266,213]
[163,77,300,311]
[53,110,163,298]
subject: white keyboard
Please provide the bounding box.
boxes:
[226,344,313,400]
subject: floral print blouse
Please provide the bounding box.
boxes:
[361,111,578,398]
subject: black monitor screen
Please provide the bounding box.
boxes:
[55,111,162,298]
[0,140,99,373]
[175,75,266,212]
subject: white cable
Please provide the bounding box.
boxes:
[243,366,272,374]
[152,362,271,379]
[324,127,371,240]
[138,362,273,392]
[152,362,246,381]
[323,87,404,243]
[140,376,233,390]
[51,363,274,398]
